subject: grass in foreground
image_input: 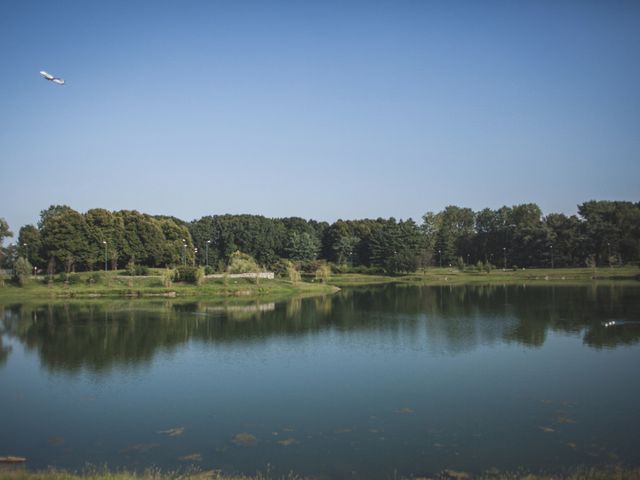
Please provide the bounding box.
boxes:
[1,466,640,480]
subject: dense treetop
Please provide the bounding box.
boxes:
[0,200,638,274]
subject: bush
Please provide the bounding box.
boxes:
[456,256,465,271]
[203,265,215,275]
[227,251,260,274]
[125,261,149,276]
[331,263,384,275]
[284,261,301,283]
[13,257,32,286]
[86,272,107,285]
[62,273,82,285]
[272,258,292,278]
[173,266,203,285]
[315,264,332,283]
[162,268,174,287]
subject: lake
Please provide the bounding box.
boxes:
[1,284,640,479]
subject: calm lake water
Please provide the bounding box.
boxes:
[1,284,640,479]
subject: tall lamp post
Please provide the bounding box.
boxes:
[503,247,507,270]
[438,249,442,268]
[194,247,198,266]
[102,240,108,272]
[550,244,554,269]
[206,240,211,268]
[181,239,186,265]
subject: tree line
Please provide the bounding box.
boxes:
[0,200,639,275]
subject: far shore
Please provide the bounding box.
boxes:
[0,266,637,303]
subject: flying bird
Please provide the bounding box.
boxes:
[40,70,65,85]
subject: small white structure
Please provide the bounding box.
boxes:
[206,272,275,280]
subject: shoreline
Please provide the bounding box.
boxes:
[0,267,637,303]
[1,465,639,480]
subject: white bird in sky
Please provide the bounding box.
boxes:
[40,70,65,85]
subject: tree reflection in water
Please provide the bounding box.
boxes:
[1,284,639,374]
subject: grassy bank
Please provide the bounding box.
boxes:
[0,266,637,302]
[327,266,640,287]
[1,466,639,480]
[0,271,338,302]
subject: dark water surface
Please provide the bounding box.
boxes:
[1,284,640,479]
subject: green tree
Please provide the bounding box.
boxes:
[227,251,260,273]
[433,206,475,265]
[39,205,90,272]
[18,225,43,270]
[371,219,422,274]
[0,218,13,269]
[286,232,320,262]
[13,257,32,286]
[314,263,331,283]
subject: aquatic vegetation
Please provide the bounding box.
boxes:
[232,432,257,446]
[178,453,202,462]
[395,407,414,414]
[538,426,555,433]
[157,427,185,437]
[554,413,577,424]
[442,469,470,479]
[276,438,298,447]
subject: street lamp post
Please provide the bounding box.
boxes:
[438,249,442,269]
[181,239,186,265]
[194,247,198,266]
[550,245,554,269]
[102,240,107,272]
[607,242,611,267]
[503,247,507,270]
[206,240,211,268]
[466,253,470,266]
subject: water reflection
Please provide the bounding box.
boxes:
[1,284,639,373]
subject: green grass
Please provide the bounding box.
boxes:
[0,266,637,302]
[1,466,639,480]
[0,271,338,302]
[327,266,640,287]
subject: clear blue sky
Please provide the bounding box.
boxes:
[1,0,639,233]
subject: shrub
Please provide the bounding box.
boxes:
[203,265,215,275]
[173,266,203,285]
[66,273,82,284]
[272,258,292,278]
[287,262,301,284]
[86,272,107,285]
[456,256,465,271]
[126,261,149,276]
[315,264,332,283]
[162,268,174,287]
[12,257,32,286]
[227,251,260,274]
